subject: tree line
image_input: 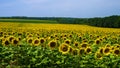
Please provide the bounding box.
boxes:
[0,15,120,28]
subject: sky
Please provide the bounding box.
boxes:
[0,0,120,18]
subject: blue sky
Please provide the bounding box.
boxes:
[0,0,120,18]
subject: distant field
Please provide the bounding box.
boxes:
[0,19,58,24]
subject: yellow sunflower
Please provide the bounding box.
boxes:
[95,52,103,60]
[64,39,71,45]
[2,39,10,46]
[27,37,33,45]
[59,43,70,54]
[11,38,19,46]
[112,48,120,56]
[85,47,92,54]
[48,40,57,50]
[72,48,79,55]
[32,38,40,46]
[103,47,111,56]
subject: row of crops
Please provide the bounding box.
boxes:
[0,22,120,67]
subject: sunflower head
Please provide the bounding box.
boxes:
[112,48,120,56]
[69,34,72,38]
[72,48,78,56]
[95,52,103,60]
[99,47,104,54]
[79,48,86,55]
[64,39,71,44]
[85,47,92,54]
[8,36,15,43]
[69,46,73,54]
[27,34,33,38]
[105,44,111,48]
[2,39,10,46]
[95,39,101,44]
[81,43,88,48]
[48,40,57,50]
[114,44,120,49]
[12,38,19,46]
[74,42,79,47]
[40,38,45,44]
[59,43,70,55]
[27,37,33,45]
[33,38,40,46]
[103,47,111,56]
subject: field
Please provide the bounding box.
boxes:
[0,22,120,68]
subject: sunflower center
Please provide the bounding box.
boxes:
[104,48,110,53]
[34,40,39,44]
[62,46,68,52]
[79,49,85,54]
[87,48,91,53]
[10,37,14,42]
[65,41,70,44]
[75,43,78,47]
[50,42,56,47]
[100,49,103,54]
[14,40,18,44]
[96,40,100,44]
[72,50,78,55]
[96,53,102,58]
[114,50,120,54]
[81,44,87,48]
[5,40,9,45]
[28,39,32,43]
[40,39,44,43]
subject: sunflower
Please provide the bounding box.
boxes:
[7,36,15,43]
[18,36,22,41]
[105,44,111,48]
[103,47,111,56]
[48,40,57,50]
[72,48,78,55]
[114,44,120,49]
[64,39,71,45]
[95,39,101,44]
[0,31,3,35]
[112,48,120,56]
[26,34,33,39]
[69,34,72,38]
[63,37,67,40]
[12,38,19,46]
[1,37,6,42]
[69,46,73,54]
[55,37,59,40]
[95,52,103,60]
[80,43,88,48]
[40,38,45,44]
[98,47,104,54]
[99,38,103,41]
[78,36,82,40]
[82,39,87,43]
[54,34,58,37]
[32,38,40,46]
[79,48,86,55]
[111,46,115,50]
[85,47,92,54]
[74,42,79,47]
[2,39,10,46]
[59,43,70,54]
[27,37,33,45]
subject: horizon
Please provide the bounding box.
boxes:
[0,0,120,18]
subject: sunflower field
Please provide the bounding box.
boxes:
[0,22,120,68]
